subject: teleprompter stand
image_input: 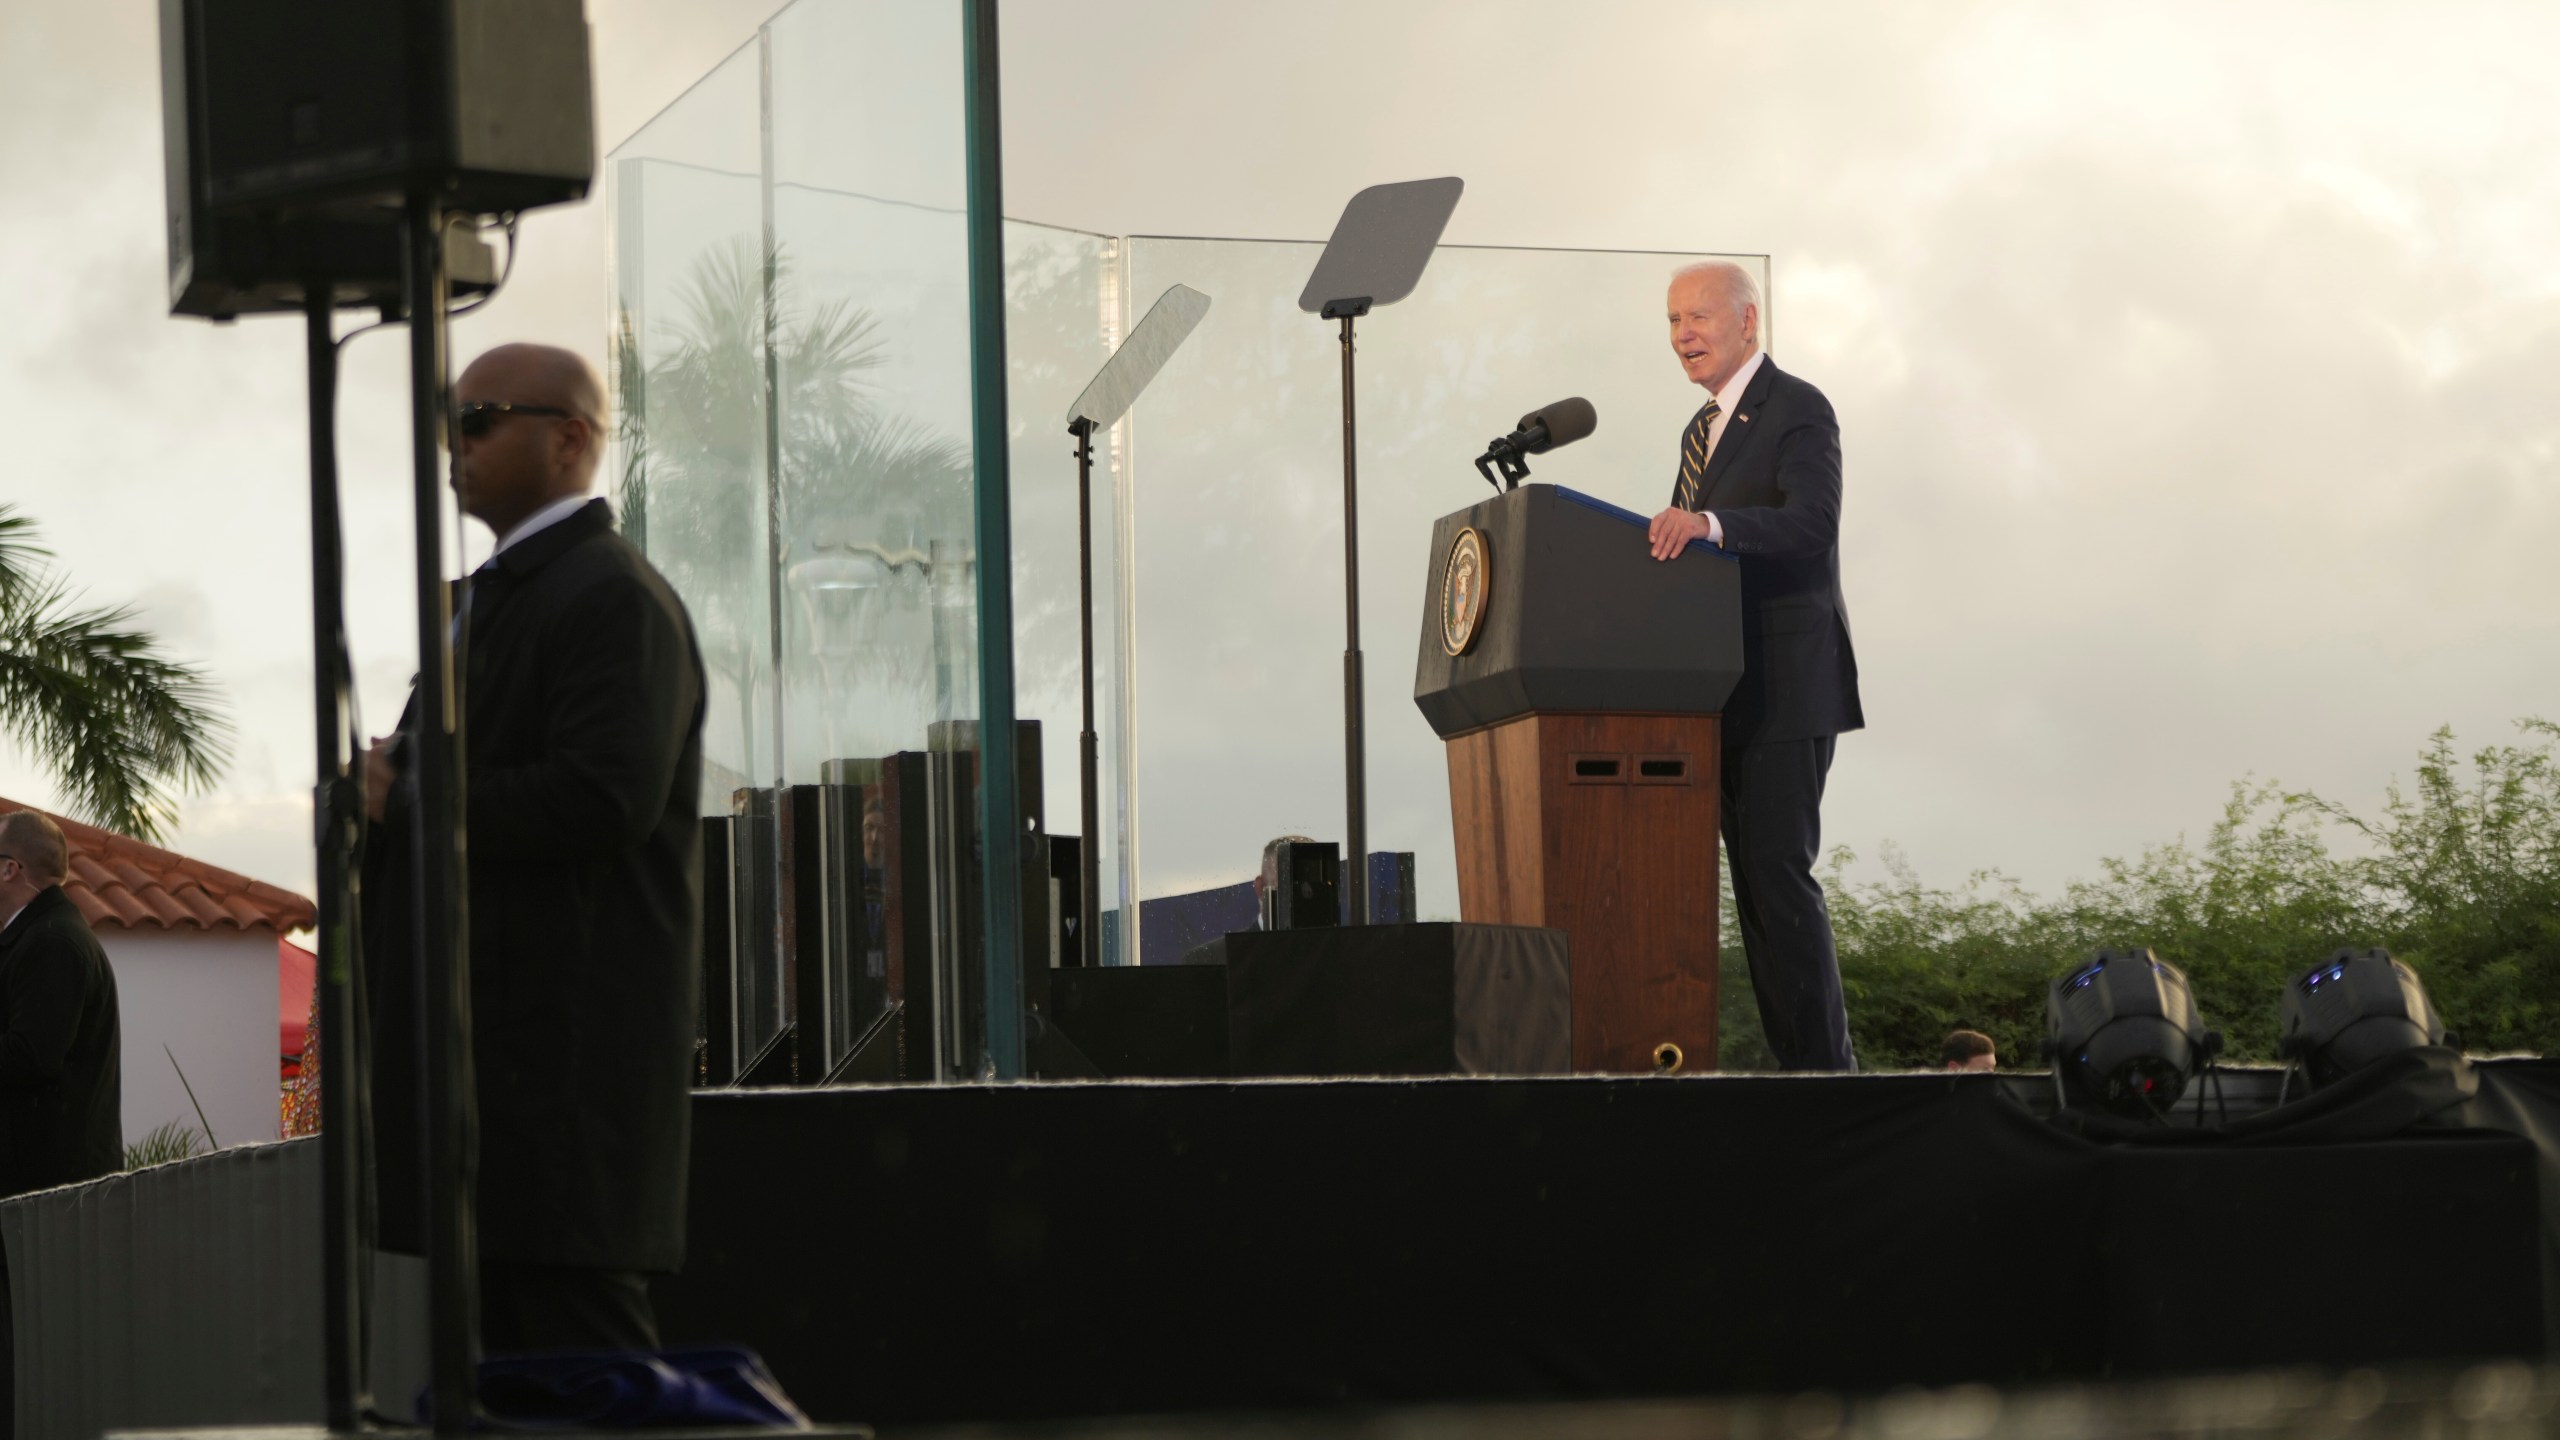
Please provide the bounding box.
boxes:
[1297,176,1463,925]
[1062,284,1211,965]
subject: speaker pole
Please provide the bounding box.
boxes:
[403,191,480,1431]
[304,284,372,1430]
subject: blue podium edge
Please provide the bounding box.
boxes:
[1554,484,1736,562]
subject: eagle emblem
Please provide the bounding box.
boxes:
[1441,527,1490,657]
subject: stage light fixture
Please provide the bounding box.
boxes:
[2046,948,2221,1119]
[2278,947,2447,1089]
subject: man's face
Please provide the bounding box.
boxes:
[1668,272,1758,395]
[1946,1052,1997,1073]
[450,357,579,530]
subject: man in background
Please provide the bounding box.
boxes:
[1943,1030,1997,1072]
[0,808,121,1199]
[365,342,706,1354]
[1647,260,1863,1073]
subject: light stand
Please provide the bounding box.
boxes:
[1061,283,1210,963]
[1296,177,1463,925]
[164,0,599,1422]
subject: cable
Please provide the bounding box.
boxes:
[333,213,520,353]
[441,212,518,322]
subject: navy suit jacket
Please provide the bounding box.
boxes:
[1691,356,1863,747]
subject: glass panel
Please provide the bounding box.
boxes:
[1000,220,1123,963]
[606,42,784,1066]
[608,0,1770,1055]
[1121,239,1769,955]
[761,0,983,1078]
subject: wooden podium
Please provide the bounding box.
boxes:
[1413,485,1743,1073]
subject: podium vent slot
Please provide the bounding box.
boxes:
[1569,755,1625,783]
[1635,756,1689,783]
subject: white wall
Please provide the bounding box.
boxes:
[103,930,279,1150]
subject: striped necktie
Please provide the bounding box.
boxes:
[1675,398,1721,511]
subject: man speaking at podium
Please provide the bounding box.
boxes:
[1646,262,1863,1072]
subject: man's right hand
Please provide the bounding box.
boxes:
[1647,506,1711,561]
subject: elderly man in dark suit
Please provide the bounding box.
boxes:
[1647,262,1863,1072]
[364,342,707,1353]
[0,808,121,1199]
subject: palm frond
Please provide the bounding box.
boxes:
[0,504,51,606]
[0,555,231,843]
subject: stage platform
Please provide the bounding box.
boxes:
[5,1058,2553,1437]
[655,1057,2556,1427]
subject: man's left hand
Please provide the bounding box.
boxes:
[1647,506,1711,561]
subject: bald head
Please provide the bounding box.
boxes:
[465,342,606,423]
[452,343,609,541]
[0,809,69,885]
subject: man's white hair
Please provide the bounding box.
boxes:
[1671,260,1762,321]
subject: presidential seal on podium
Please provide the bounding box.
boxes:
[1440,526,1489,656]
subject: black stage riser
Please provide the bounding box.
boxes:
[653,1074,2542,1426]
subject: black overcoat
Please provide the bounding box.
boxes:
[365,499,707,1272]
[0,884,122,1198]
[1691,356,1865,747]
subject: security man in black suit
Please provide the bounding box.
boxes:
[0,808,121,1198]
[1648,262,1862,1071]
[364,343,707,1353]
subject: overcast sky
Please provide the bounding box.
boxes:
[3,0,2556,914]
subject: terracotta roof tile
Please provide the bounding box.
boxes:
[0,797,315,933]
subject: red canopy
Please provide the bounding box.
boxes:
[280,937,315,1067]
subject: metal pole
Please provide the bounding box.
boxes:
[404,195,479,1431]
[759,26,786,791]
[1073,418,1101,968]
[1338,313,1368,925]
[962,0,1025,1077]
[305,289,371,1431]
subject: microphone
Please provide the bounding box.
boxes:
[1506,397,1598,454]
[1476,397,1597,491]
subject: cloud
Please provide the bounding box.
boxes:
[5,0,2558,916]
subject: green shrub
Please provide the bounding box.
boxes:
[124,1119,207,1171]
[1716,720,2560,1071]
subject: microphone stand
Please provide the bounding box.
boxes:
[1474,440,1531,492]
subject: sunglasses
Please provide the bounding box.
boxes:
[454,401,580,440]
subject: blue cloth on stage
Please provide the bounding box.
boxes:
[423,1344,812,1429]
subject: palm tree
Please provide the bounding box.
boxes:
[624,236,974,780]
[0,505,229,843]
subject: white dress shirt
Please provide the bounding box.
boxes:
[494,492,597,556]
[1696,349,1766,547]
